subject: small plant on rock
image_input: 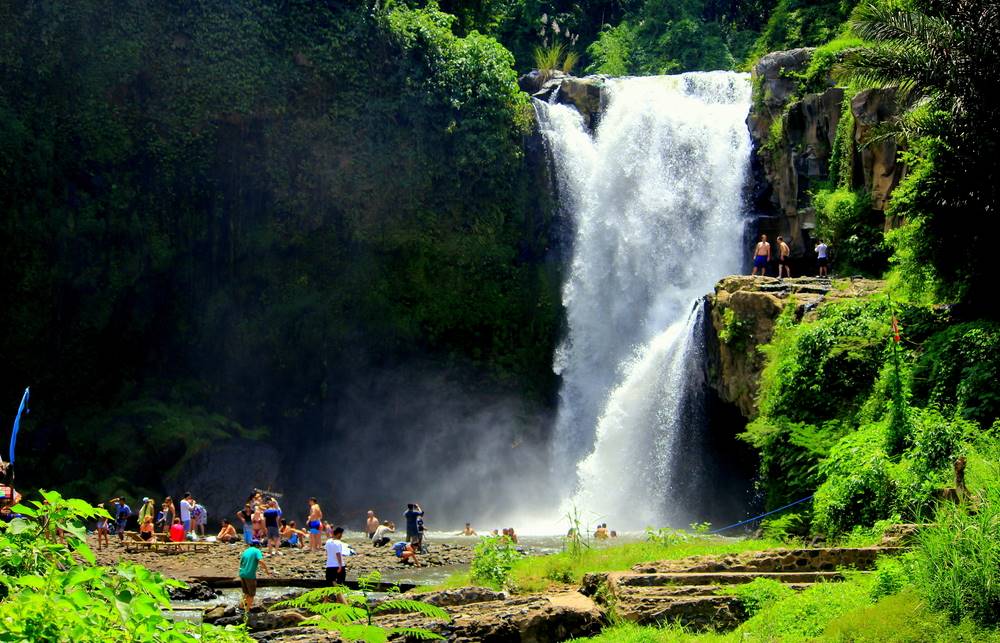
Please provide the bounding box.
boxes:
[470,535,521,590]
[273,570,448,642]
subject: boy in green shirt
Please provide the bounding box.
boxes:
[239,540,272,610]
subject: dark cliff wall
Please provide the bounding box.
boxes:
[746,48,904,260]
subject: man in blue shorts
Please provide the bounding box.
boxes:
[307,497,323,552]
[751,234,771,277]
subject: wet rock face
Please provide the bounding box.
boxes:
[520,72,608,131]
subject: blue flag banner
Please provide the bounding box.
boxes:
[10,387,29,465]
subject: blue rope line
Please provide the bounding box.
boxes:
[709,494,814,535]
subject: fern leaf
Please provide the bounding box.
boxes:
[372,599,450,620]
[309,603,368,622]
[272,585,349,610]
[319,623,389,643]
[390,626,446,640]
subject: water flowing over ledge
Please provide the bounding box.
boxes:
[534,72,753,529]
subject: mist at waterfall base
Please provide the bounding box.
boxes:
[280,361,563,531]
[534,72,756,531]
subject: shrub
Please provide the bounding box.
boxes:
[912,321,1000,427]
[736,571,873,639]
[470,535,521,590]
[0,490,250,642]
[727,577,796,618]
[869,556,910,602]
[912,453,1000,625]
[761,511,810,542]
[812,422,898,536]
[905,406,975,476]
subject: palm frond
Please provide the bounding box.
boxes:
[852,1,954,48]
[390,626,447,640]
[373,599,450,620]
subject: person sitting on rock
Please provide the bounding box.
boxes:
[218,519,238,544]
[280,519,306,548]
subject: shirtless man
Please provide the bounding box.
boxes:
[458,523,478,536]
[777,236,791,278]
[307,497,323,551]
[366,510,379,540]
[751,234,771,276]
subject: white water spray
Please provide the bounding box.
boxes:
[536,72,752,529]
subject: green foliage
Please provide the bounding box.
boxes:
[868,555,909,602]
[0,491,249,641]
[822,587,1000,642]
[745,0,859,67]
[842,0,1000,309]
[760,510,810,542]
[812,422,900,535]
[719,307,751,351]
[725,577,795,618]
[585,22,637,76]
[912,450,1000,626]
[745,298,897,508]
[736,570,874,639]
[812,186,888,275]
[0,0,560,500]
[644,527,692,547]
[532,42,578,80]
[912,322,1000,427]
[470,535,522,590]
[273,570,449,642]
[839,513,899,547]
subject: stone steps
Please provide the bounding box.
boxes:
[613,570,845,586]
[631,546,904,575]
[585,546,906,632]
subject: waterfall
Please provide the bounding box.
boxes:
[536,72,752,529]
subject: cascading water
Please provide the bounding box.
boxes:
[536,72,752,529]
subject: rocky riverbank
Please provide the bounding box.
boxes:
[91,533,478,585]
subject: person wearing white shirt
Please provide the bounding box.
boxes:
[324,527,347,586]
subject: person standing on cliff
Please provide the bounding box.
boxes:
[815,240,830,277]
[777,236,791,278]
[751,234,771,276]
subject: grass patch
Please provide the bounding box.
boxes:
[823,587,1000,642]
[430,537,787,593]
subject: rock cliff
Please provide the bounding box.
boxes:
[747,49,905,257]
[706,276,886,418]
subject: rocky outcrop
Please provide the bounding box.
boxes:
[852,88,905,216]
[707,276,885,417]
[748,48,904,257]
[520,71,608,131]
[374,591,604,642]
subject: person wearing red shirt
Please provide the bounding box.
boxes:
[169,517,186,542]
